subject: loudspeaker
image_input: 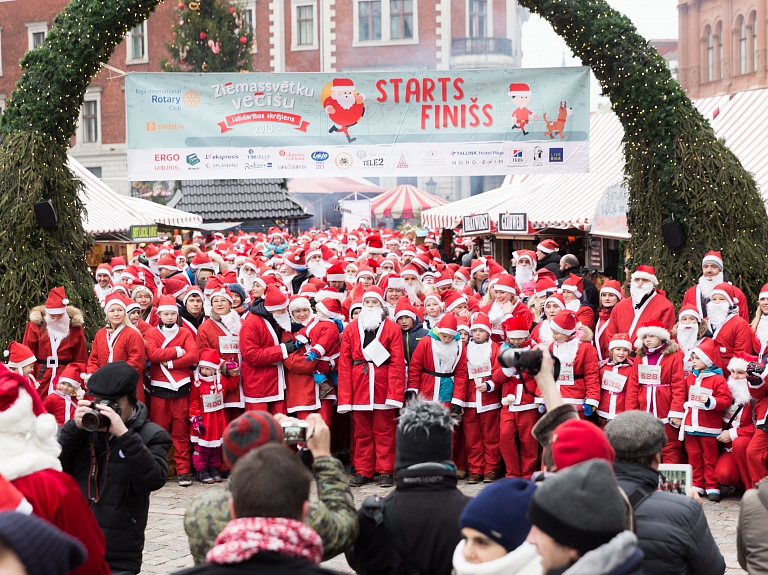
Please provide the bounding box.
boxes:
[34,200,58,229]
[661,219,685,250]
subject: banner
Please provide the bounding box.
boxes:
[126,68,590,180]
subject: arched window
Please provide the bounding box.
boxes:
[717,22,723,79]
[739,16,747,74]
[706,25,714,81]
[751,11,758,72]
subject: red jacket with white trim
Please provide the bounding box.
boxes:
[145,326,199,393]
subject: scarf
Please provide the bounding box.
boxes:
[206,517,322,565]
[452,540,540,575]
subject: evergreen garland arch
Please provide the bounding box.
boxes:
[518,0,768,306]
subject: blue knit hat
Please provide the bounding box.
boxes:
[459,478,536,553]
[0,512,86,575]
[229,283,247,303]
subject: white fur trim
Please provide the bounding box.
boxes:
[387,277,406,291]
[536,243,554,254]
[7,357,36,369]
[600,286,622,299]
[457,324,470,333]
[289,296,311,311]
[401,268,419,278]
[470,322,492,334]
[692,346,713,368]
[631,271,658,285]
[45,307,66,315]
[679,308,701,321]
[157,303,178,313]
[561,284,581,297]
[609,338,632,350]
[494,284,517,295]
[470,262,486,275]
[550,319,576,335]
[315,290,345,302]
[395,309,417,321]
[363,292,386,306]
[635,325,670,342]
[326,274,346,282]
[728,357,749,372]
[436,327,457,336]
[198,359,221,371]
[712,288,736,306]
[702,254,723,269]
[446,297,467,312]
[316,301,343,321]
[506,329,529,339]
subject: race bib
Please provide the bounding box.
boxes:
[202,392,224,413]
[688,385,712,409]
[219,336,240,354]
[601,371,627,393]
[638,364,662,386]
[557,365,574,386]
[468,359,492,379]
[683,360,693,380]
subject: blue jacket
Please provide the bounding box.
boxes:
[402,321,428,365]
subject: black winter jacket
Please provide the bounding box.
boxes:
[346,463,470,575]
[175,551,341,575]
[613,462,725,575]
[402,321,428,364]
[538,251,562,279]
[58,401,171,573]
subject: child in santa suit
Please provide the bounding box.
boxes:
[462,313,501,484]
[715,352,756,491]
[674,304,708,381]
[677,338,733,501]
[43,362,86,426]
[145,295,200,487]
[4,342,38,390]
[190,348,231,485]
[491,315,540,479]
[422,293,444,331]
[626,319,687,464]
[457,317,470,345]
[294,297,344,402]
[597,333,634,428]
[544,310,600,419]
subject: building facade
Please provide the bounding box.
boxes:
[678,0,767,98]
[0,0,528,202]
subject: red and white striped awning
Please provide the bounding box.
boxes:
[371,184,449,220]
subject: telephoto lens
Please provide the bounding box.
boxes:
[81,406,111,432]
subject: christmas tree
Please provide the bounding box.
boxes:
[162,0,253,73]
[519,0,768,306]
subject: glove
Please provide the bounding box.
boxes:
[450,404,463,417]
[312,373,328,385]
[284,340,297,355]
[583,402,595,417]
[538,403,547,414]
[404,390,418,404]
[333,319,344,333]
[191,416,206,436]
[305,350,320,362]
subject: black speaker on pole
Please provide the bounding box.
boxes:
[34,200,58,229]
[661,218,685,250]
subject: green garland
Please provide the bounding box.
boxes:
[519,0,768,306]
[0,0,163,346]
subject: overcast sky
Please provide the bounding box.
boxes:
[521,0,680,109]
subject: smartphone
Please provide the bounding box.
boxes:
[281,420,308,444]
[657,464,693,494]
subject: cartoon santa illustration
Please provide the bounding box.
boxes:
[324,78,366,143]
[508,83,538,136]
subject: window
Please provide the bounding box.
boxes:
[359,1,382,41]
[297,5,314,45]
[752,12,758,72]
[717,22,723,79]
[469,0,487,38]
[126,21,149,64]
[25,22,48,51]
[0,96,6,114]
[390,0,413,40]
[86,167,102,178]
[706,26,714,82]
[397,176,417,185]
[739,17,747,74]
[82,100,99,143]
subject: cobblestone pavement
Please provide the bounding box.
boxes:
[139,476,747,575]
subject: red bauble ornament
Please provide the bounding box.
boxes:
[239,36,247,44]
[229,7,236,13]
[199,32,207,39]
[178,2,185,8]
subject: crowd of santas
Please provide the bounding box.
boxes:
[7,226,768,499]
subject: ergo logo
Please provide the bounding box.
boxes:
[155,153,181,162]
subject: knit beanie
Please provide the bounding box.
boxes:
[604,410,667,461]
[459,479,535,553]
[228,283,247,303]
[527,459,625,554]
[395,399,454,471]
[86,361,139,400]
[222,412,283,468]
[0,511,86,575]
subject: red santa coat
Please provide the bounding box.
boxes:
[295,317,342,371]
[597,360,633,420]
[240,312,292,404]
[337,318,405,411]
[547,333,601,408]
[683,283,750,323]
[43,391,78,426]
[23,305,88,398]
[491,342,540,412]
[463,341,501,412]
[190,374,238,447]
[710,314,755,376]
[406,334,467,407]
[593,309,614,362]
[197,319,245,408]
[530,320,553,346]
[86,325,146,376]
[625,342,686,423]
[748,372,768,428]
[607,291,676,342]
[722,391,755,442]
[324,96,364,128]
[679,371,732,437]
[145,326,199,392]
[572,305,596,331]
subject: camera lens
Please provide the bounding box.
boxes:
[81,410,103,432]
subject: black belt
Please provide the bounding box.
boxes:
[353,359,390,374]
[424,369,455,378]
[36,359,71,365]
[36,359,71,380]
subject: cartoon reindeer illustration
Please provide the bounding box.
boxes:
[543,101,573,139]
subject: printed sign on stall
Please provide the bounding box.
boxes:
[462,213,491,234]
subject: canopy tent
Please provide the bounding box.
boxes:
[287,177,384,195]
[122,195,202,228]
[372,184,449,220]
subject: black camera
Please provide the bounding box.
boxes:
[497,348,561,380]
[82,400,122,432]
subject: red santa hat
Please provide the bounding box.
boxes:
[678,303,701,322]
[55,362,86,390]
[434,270,454,289]
[503,315,530,339]
[163,277,189,299]
[365,235,385,255]
[550,310,578,336]
[284,249,307,270]
[508,83,531,97]
[325,264,346,283]
[110,256,127,272]
[209,284,233,304]
[691,338,721,369]
[401,266,421,279]
[631,265,659,286]
[182,285,205,305]
[535,277,558,298]
[544,292,566,310]
[349,298,364,315]
[600,279,623,300]
[45,287,69,315]
[356,266,376,281]
[394,299,420,322]
[191,251,217,272]
[412,253,432,272]
[436,313,458,336]
[198,348,223,372]
[126,300,141,314]
[516,250,537,269]
[332,77,355,91]
[289,295,312,313]
[536,239,559,254]
[443,290,467,313]
[241,258,261,274]
[156,295,178,314]
[609,333,633,351]
[4,342,36,371]
[143,244,159,261]
[95,263,113,278]
[424,292,442,307]
[316,298,344,321]
[560,273,584,298]
[157,254,180,271]
[470,312,492,335]
[298,283,318,298]
[728,351,757,373]
[635,319,670,346]
[103,293,128,312]
[112,282,131,297]
[362,286,386,306]
[264,285,290,312]
[494,274,519,295]
[457,316,470,333]
[454,267,471,283]
[702,250,723,270]
[760,283,768,301]
[470,259,487,276]
[382,274,406,292]
[305,245,322,261]
[712,282,739,307]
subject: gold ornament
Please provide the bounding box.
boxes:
[189,1,199,9]
[202,62,209,71]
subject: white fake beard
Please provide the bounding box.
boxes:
[405,283,422,304]
[488,301,506,325]
[537,320,553,344]
[515,264,533,286]
[220,310,242,335]
[728,376,752,406]
[676,323,699,354]
[94,284,112,300]
[434,338,460,369]
[239,273,256,294]
[565,298,581,312]
[46,313,70,340]
[758,315,768,347]
[112,272,123,284]
[346,273,357,284]
[273,311,292,331]
[699,272,724,299]
[707,300,730,329]
[454,279,466,291]
[630,281,654,306]
[359,306,385,331]
[553,336,580,365]
[466,340,491,367]
[308,261,326,279]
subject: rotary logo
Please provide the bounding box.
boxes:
[182,91,201,108]
[335,152,353,169]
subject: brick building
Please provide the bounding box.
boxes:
[0,0,528,200]
[678,0,767,99]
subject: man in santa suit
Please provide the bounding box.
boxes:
[481,274,533,343]
[706,282,755,378]
[23,286,88,400]
[514,250,537,290]
[606,265,676,342]
[179,285,207,337]
[560,273,596,331]
[381,274,407,317]
[594,279,622,362]
[337,286,405,488]
[324,78,366,143]
[93,263,113,304]
[682,250,750,323]
[674,304,710,380]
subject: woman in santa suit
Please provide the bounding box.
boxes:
[530,292,565,345]
[560,273,596,331]
[131,284,158,326]
[86,293,146,400]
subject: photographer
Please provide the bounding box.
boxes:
[58,361,171,575]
